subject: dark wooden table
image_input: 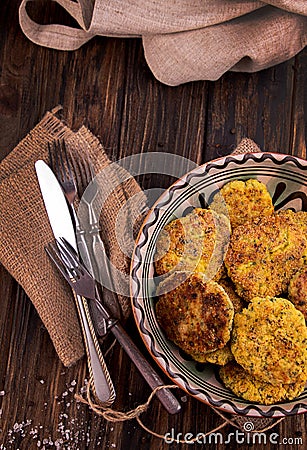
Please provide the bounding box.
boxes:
[1,2,306,449]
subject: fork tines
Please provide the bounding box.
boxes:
[45,238,97,299]
[48,139,77,206]
[48,139,72,182]
[46,237,79,268]
[45,241,71,282]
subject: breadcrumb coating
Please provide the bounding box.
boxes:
[156,272,234,362]
[203,344,234,366]
[220,361,307,405]
[231,297,307,385]
[155,208,230,282]
[225,213,307,300]
[289,268,307,320]
[210,179,274,228]
[218,277,246,314]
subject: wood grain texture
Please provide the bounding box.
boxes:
[0,1,306,449]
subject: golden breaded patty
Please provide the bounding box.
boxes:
[218,277,245,314]
[210,179,274,229]
[289,268,307,320]
[225,212,307,300]
[155,208,230,282]
[277,209,307,236]
[203,276,245,366]
[203,344,234,366]
[231,297,307,385]
[155,272,234,362]
[220,362,307,405]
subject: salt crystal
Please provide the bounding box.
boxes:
[0,391,5,396]
[39,380,45,384]
[54,439,64,448]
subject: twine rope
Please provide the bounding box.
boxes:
[75,379,284,442]
[75,380,179,422]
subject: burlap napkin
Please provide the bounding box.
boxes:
[0,108,147,367]
[19,0,307,85]
[0,108,260,367]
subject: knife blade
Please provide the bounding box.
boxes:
[35,159,115,406]
[35,160,77,249]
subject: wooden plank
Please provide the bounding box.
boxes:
[204,57,303,160]
[0,0,306,448]
[289,51,307,159]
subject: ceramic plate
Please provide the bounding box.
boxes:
[131,152,307,417]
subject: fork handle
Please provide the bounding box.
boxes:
[72,208,95,276]
[110,322,181,415]
[74,292,116,406]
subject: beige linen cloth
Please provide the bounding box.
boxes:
[0,109,260,367]
[19,0,307,85]
[0,109,147,367]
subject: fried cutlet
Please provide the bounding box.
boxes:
[225,212,307,300]
[231,297,307,385]
[289,268,307,320]
[155,208,230,282]
[210,179,274,229]
[277,209,307,234]
[155,272,234,362]
[220,361,307,405]
[202,277,244,366]
[217,277,245,314]
[203,344,234,366]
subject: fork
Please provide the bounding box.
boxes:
[46,240,116,406]
[47,139,116,405]
[48,139,109,335]
[48,140,94,274]
[47,238,181,415]
[70,149,122,320]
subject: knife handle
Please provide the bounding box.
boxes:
[73,292,116,406]
[110,322,181,415]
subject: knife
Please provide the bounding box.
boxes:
[35,159,116,406]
